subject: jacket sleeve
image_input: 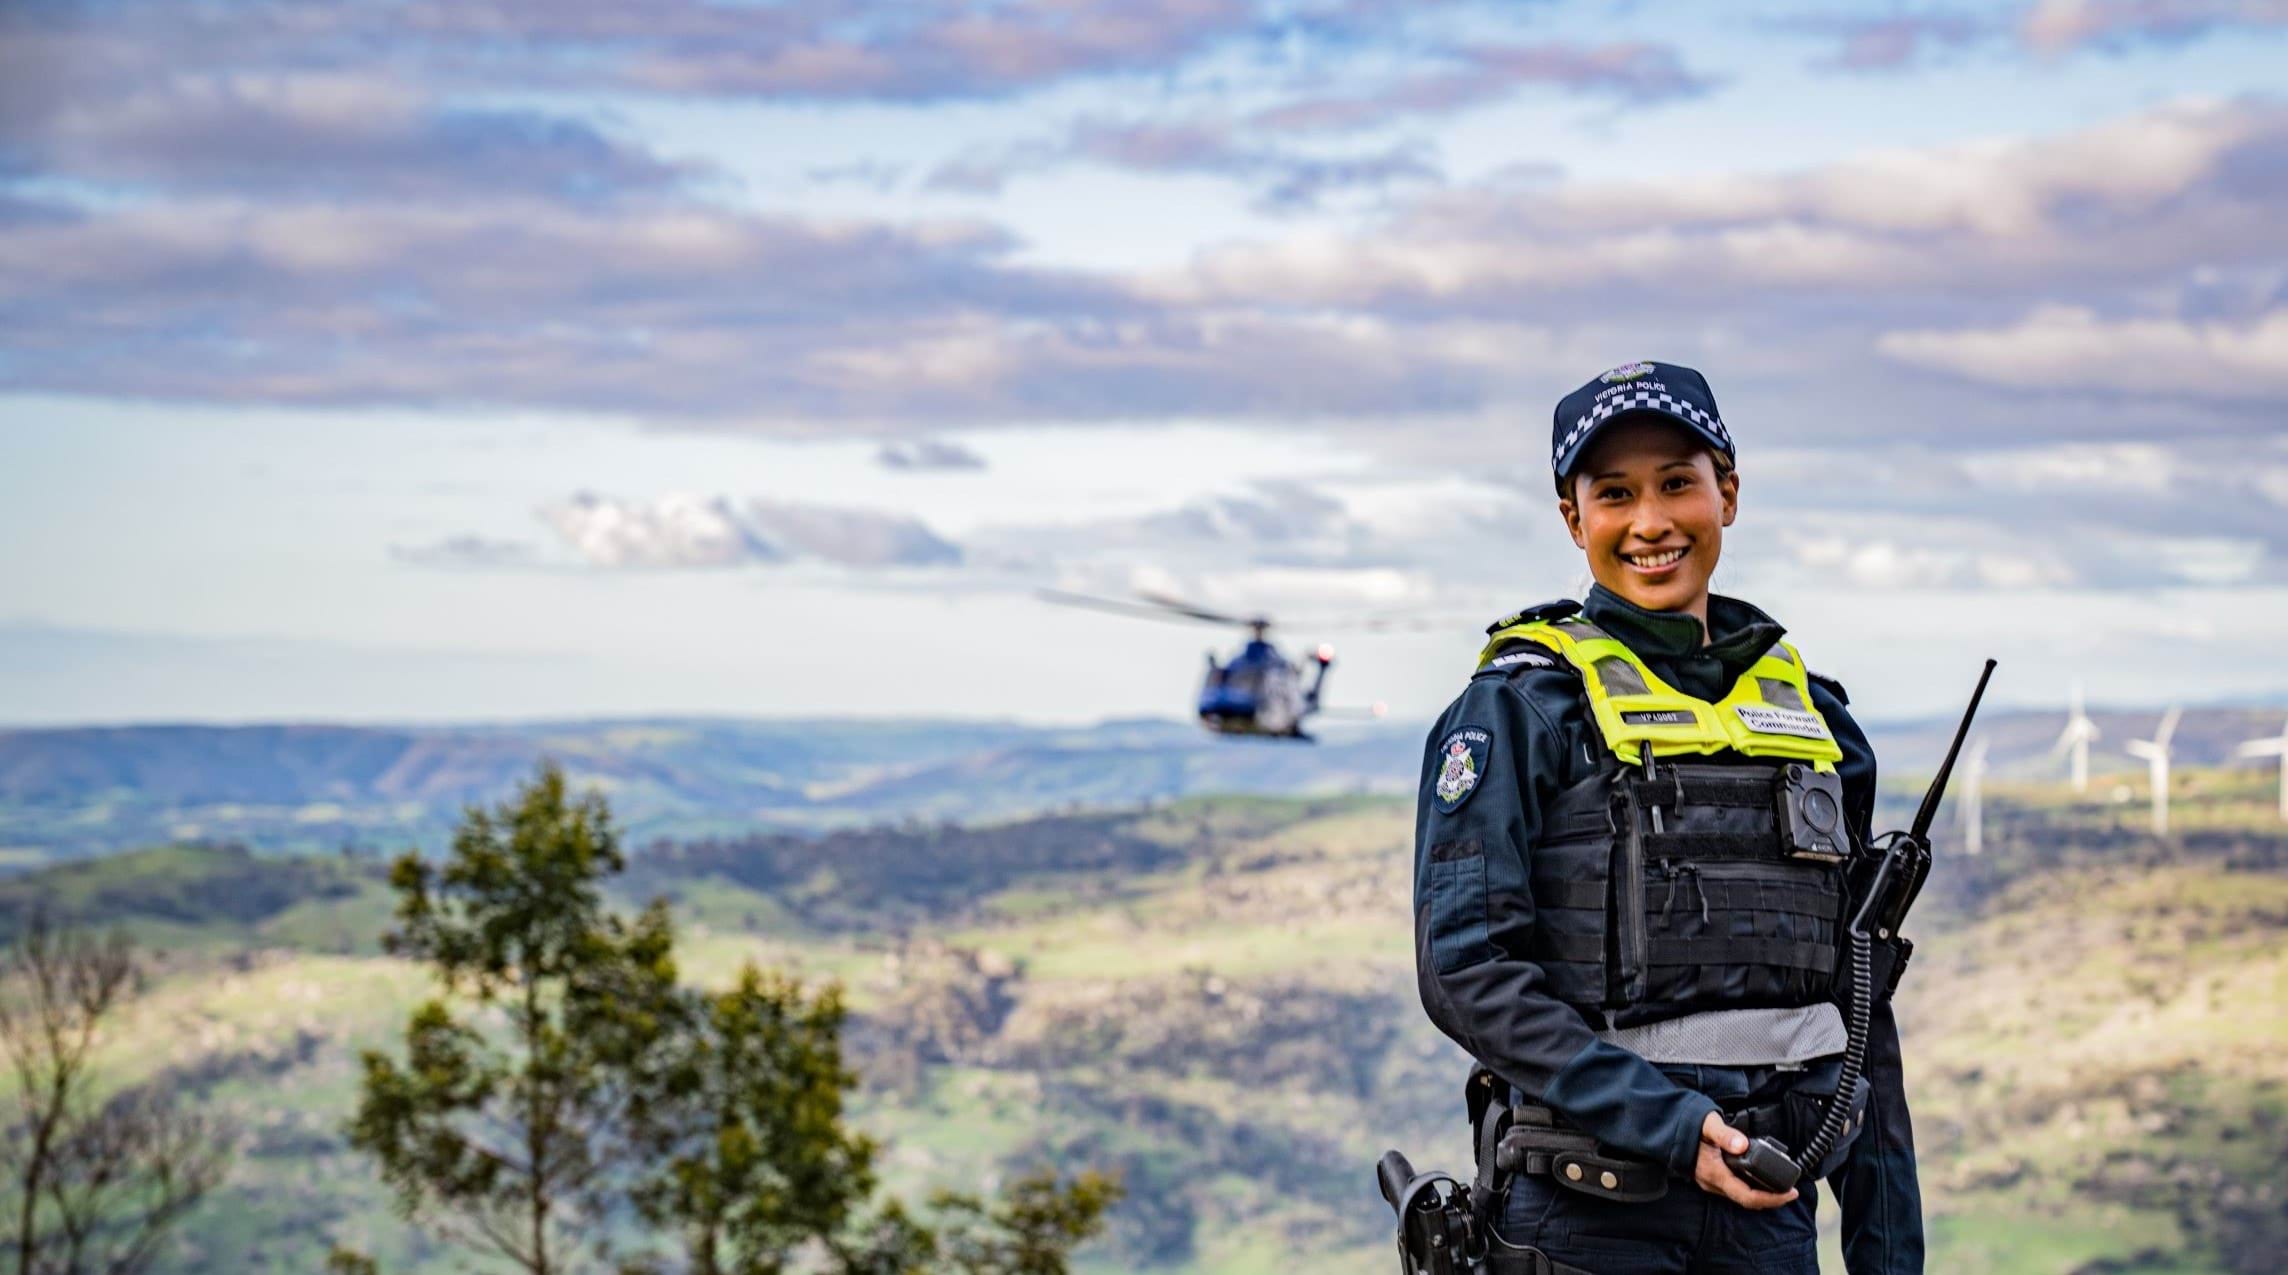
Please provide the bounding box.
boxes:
[1810,678,1926,1273]
[1413,674,1716,1177]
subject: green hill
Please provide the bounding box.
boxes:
[0,842,390,951]
[6,781,2283,1273]
[1904,864,2287,1273]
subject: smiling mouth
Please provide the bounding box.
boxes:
[1624,547,1687,570]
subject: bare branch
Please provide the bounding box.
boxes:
[1,913,233,1275]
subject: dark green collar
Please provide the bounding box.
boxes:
[1581,584,1787,687]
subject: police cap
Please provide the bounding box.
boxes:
[1551,360,1735,485]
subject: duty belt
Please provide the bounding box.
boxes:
[1480,1104,1666,1205]
[1491,1093,1862,1197]
[1500,1103,1665,1199]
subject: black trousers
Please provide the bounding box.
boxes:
[1497,1169,1818,1274]
[1496,1061,1834,1274]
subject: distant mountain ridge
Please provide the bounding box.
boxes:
[1865,703,2288,780]
[5,705,2284,864]
[0,717,1421,862]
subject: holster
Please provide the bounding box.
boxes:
[1386,1094,1600,1275]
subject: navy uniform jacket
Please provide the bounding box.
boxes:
[1413,584,1923,1271]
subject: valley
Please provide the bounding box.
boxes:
[3,766,2282,1272]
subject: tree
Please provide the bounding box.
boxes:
[620,966,877,1274]
[351,761,1118,1274]
[0,915,234,1275]
[620,969,1119,1275]
[349,762,677,1275]
[930,1171,1124,1275]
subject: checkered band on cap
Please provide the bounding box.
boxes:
[1554,388,1732,467]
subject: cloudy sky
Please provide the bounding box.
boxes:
[3,0,2285,728]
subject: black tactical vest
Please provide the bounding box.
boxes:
[1528,753,1844,1030]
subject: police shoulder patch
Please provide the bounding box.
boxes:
[1432,726,1493,812]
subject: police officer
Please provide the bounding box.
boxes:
[1412,362,1922,1273]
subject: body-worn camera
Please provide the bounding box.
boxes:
[1775,763,1848,862]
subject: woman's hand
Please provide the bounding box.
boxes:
[1694,1111,1800,1210]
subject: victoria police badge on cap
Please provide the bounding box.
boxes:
[1433,727,1492,812]
[1599,361,1654,384]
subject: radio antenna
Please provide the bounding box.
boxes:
[1910,659,1998,843]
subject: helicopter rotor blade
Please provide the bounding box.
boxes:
[1131,588,1258,627]
[1036,589,1241,628]
[1344,615,1461,633]
[1286,611,1491,634]
[1046,588,1488,636]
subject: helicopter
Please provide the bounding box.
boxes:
[1039,588,1387,741]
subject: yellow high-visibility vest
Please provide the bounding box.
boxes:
[1478,615,1844,771]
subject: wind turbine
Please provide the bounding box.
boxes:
[2123,706,2181,837]
[1959,734,1990,854]
[2049,679,2101,794]
[2236,715,2288,821]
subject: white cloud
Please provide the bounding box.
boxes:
[532,492,962,570]
[1186,565,1432,613]
[1760,488,2284,593]
[1181,100,2284,306]
[2143,536,2267,585]
[1878,304,2288,397]
[1955,442,2181,493]
[7,90,2281,441]
[388,534,542,569]
[876,439,986,471]
[2020,0,2288,53]
[742,501,963,567]
[1783,532,2078,591]
[539,492,779,568]
[2258,466,2288,507]
[968,479,1378,581]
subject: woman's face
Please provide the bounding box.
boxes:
[1558,417,1738,623]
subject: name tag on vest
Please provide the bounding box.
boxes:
[1734,705,1829,740]
[1621,709,1696,726]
